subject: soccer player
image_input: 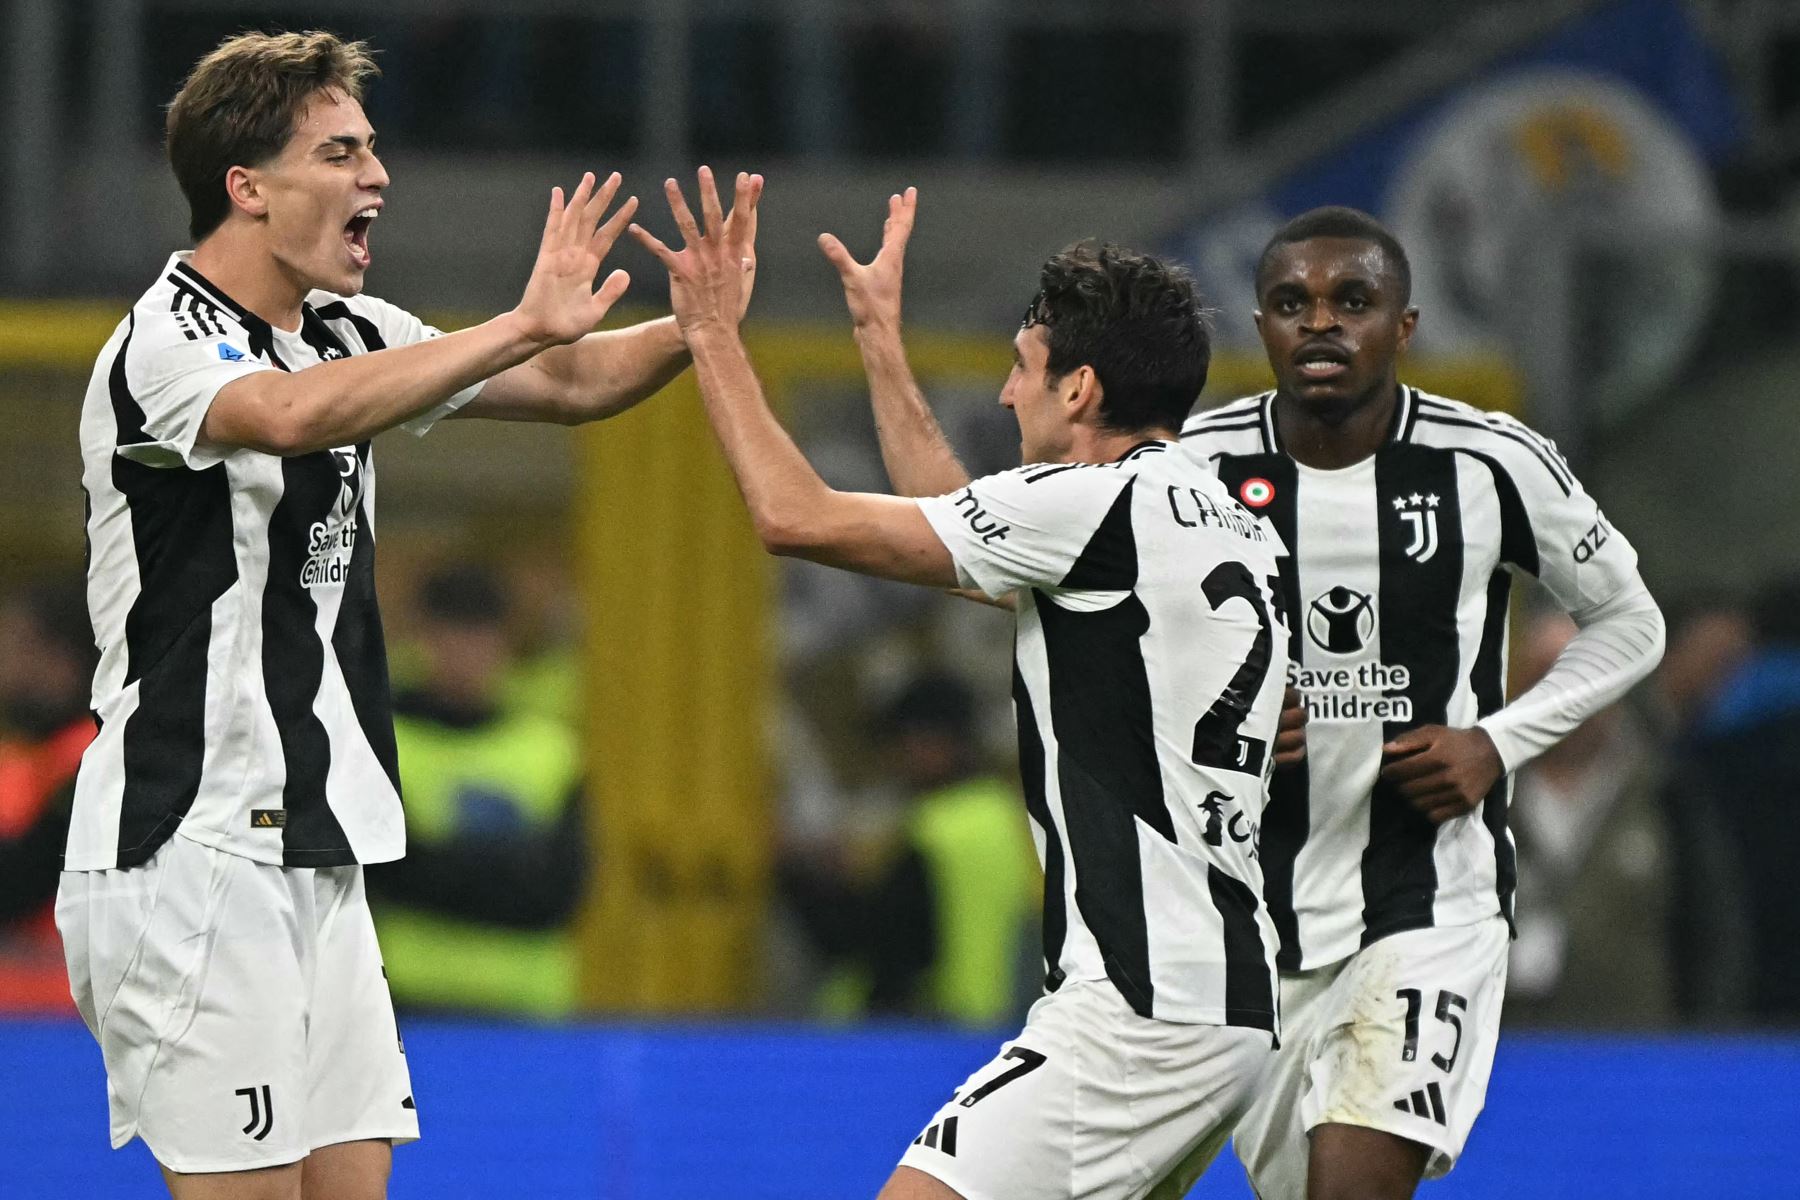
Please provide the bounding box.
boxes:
[632,175,1286,1200]
[1163,207,1667,1200]
[55,31,758,1200]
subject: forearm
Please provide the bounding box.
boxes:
[854,322,971,496]
[481,316,690,425]
[685,324,834,547]
[1478,579,1667,771]
[207,311,544,455]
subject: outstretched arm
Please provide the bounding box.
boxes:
[629,170,958,589]
[201,171,637,455]
[466,172,765,425]
[819,188,971,497]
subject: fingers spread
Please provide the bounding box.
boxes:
[564,172,597,237]
[581,171,623,231]
[628,222,678,268]
[697,165,725,240]
[887,188,918,249]
[594,267,631,311]
[542,186,567,250]
[817,232,856,273]
[665,178,703,247]
[590,194,639,259]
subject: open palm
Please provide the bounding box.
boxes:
[514,170,639,347]
[818,186,917,332]
[628,167,765,336]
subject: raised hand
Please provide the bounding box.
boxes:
[720,169,764,323]
[512,171,638,348]
[628,166,764,337]
[817,187,917,333]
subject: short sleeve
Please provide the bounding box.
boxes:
[915,465,1129,599]
[120,310,276,470]
[1477,415,1638,613]
[329,294,486,436]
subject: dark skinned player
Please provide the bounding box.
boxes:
[1158,207,1665,1200]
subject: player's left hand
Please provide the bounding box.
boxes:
[629,166,764,337]
[1377,725,1504,824]
[818,186,917,334]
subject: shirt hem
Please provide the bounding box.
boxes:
[1284,907,1507,974]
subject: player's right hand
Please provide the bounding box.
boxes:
[817,187,917,334]
[512,171,638,348]
[1274,686,1308,766]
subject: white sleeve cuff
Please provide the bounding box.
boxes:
[401,378,486,437]
[1477,579,1666,772]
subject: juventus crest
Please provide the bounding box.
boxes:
[1392,493,1441,563]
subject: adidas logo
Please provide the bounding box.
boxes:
[1393,1081,1447,1125]
[911,1115,960,1156]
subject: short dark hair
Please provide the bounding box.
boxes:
[1022,242,1211,436]
[1255,206,1412,306]
[165,30,379,241]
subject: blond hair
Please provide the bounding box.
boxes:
[165,30,378,241]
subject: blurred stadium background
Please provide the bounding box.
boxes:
[4,0,1800,1195]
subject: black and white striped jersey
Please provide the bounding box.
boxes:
[67,253,482,871]
[1180,387,1645,971]
[917,442,1287,1029]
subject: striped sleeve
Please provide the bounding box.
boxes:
[120,305,274,470]
[916,465,1129,599]
[1485,412,1643,611]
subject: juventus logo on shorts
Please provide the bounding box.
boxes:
[236,1084,275,1141]
[1392,493,1441,563]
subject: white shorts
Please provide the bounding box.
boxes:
[55,832,418,1174]
[898,980,1272,1200]
[1232,918,1509,1200]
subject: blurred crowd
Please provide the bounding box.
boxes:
[6,559,1800,1031]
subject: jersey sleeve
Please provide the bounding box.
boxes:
[1492,414,1641,613]
[119,308,278,471]
[915,465,1128,599]
[341,295,487,436]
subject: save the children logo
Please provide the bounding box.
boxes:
[301,448,362,589]
[1306,587,1375,655]
[1295,586,1414,723]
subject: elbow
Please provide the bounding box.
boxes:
[553,383,596,426]
[753,509,817,558]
